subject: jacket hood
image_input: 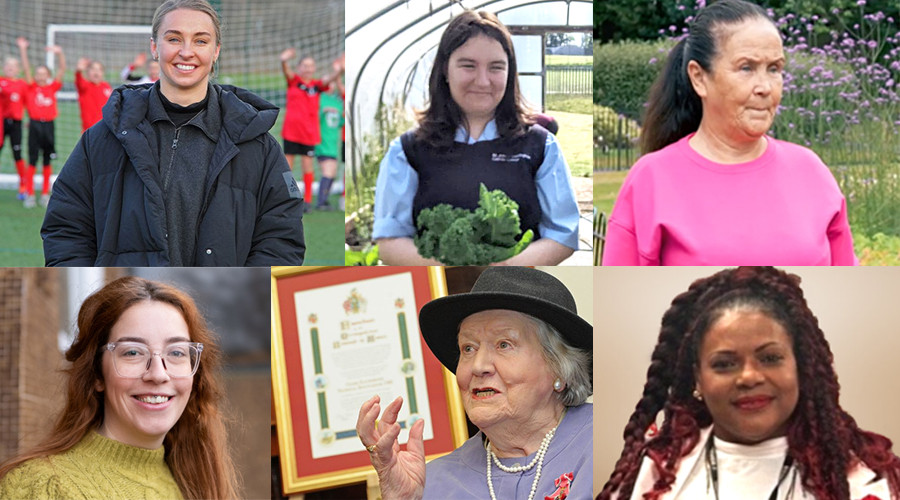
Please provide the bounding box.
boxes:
[102,82,280,144]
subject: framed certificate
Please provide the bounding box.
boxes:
[272,266,468,494]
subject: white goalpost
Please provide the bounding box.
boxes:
[45,24,152,102]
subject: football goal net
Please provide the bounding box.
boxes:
[0,0,343,188]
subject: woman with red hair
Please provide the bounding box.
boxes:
[0,276,238,499]
[599,267,900,500]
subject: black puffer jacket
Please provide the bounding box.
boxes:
[41,83,305,266]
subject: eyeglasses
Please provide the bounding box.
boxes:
[103,341,203,379]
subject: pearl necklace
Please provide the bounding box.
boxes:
[485,421,560,500]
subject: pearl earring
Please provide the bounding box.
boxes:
[553,379,564,392]
[692,388,703,401]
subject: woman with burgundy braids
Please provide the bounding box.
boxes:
[599,266,900,500]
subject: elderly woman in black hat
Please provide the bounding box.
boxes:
[356,267,593,500]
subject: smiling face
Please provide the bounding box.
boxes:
[95,300,194,449]
[151,8,221,105]
[694,308,799,444]
[447,34,509,125]
[455,310,559,436]
[689,18,785,143]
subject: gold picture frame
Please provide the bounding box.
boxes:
[271,266,468,494]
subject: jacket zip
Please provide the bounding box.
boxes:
[162,127,182,192]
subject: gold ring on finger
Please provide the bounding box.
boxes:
[366,444,377,453]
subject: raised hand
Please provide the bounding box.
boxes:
[356,395,426,500]
[133,52,147,67]
[76,57,90,72]
[16,37,28,50]
[280,48,296,63]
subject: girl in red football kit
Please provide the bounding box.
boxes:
[279,49,343,206]
[0,47,29,199]
[18,38,65,208]
[74,57,112,132]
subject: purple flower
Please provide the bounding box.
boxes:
[649,57,658,64]
[856,0,866,6]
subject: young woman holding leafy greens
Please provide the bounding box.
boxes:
[372,10,580,265]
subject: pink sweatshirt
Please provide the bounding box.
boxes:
[602,134,858,266]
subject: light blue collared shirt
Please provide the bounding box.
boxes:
[372,120,580,249]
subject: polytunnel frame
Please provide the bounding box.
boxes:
[346,0,591,202]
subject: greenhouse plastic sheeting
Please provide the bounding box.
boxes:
[346,0,591,172]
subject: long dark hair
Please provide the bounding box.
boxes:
[599,266,900,500]
[415,10,531,149]
[640,0,773,153]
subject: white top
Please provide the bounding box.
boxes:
[626,426,892,500]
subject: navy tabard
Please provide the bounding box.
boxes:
[401,124,547,238]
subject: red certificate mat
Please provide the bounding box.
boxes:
[271,266,468,494]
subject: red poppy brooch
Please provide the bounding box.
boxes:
[545,472,574,500]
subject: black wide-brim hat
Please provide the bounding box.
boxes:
[419,267,592,373]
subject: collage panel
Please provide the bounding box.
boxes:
[345,1,594,266]
[272,265,593,499]
[0,0,343,267]
[594,0,900,265]
[0,267,270,499]
[594,266,900,499]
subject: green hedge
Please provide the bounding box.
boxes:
[594,40,672,121]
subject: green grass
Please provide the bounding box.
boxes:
[593,170,627,216]
[549,110,591,178]
[0,162,344,266]
[546,55,591,65]
[0,194,46,266]
[301,193,345,265]
[546,94,591,115]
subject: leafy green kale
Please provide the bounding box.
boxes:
[414,184,533,265]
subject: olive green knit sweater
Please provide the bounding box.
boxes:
[0,431,183,500]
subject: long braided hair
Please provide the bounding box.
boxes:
[599,266,900,500]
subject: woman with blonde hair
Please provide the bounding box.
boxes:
[0,276,238,499]
[42,0,305,266]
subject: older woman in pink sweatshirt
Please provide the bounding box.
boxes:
[602,0,856,266]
